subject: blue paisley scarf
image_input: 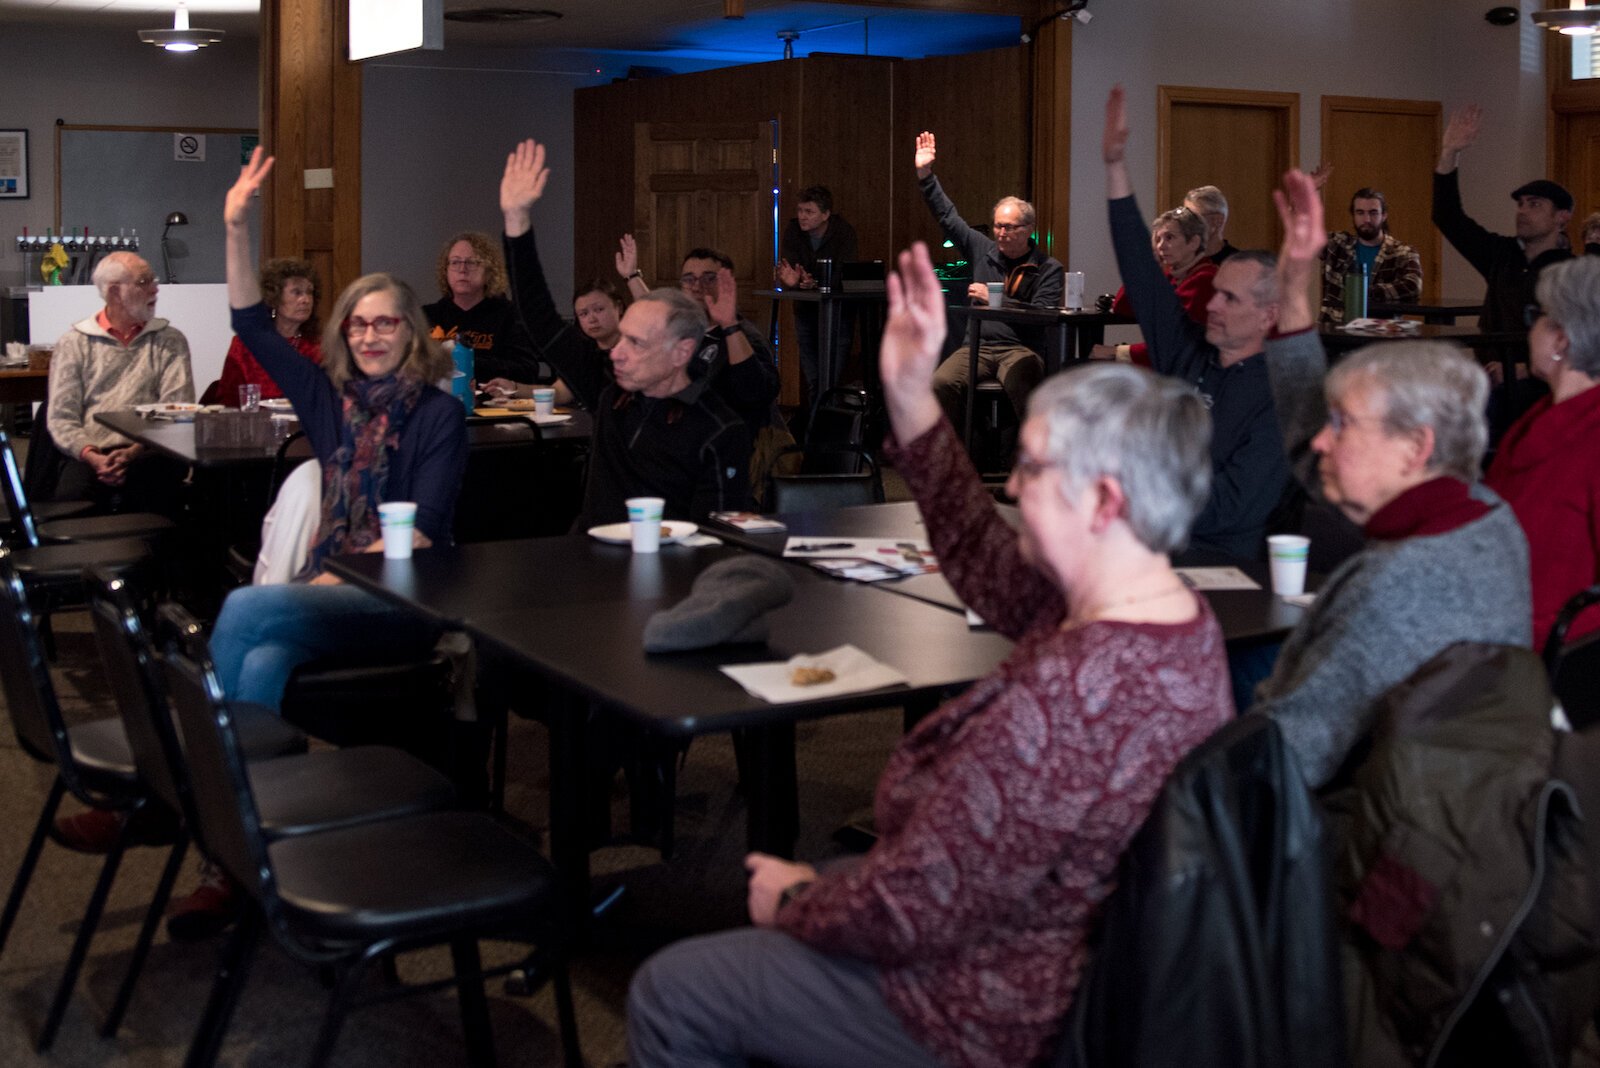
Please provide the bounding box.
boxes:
[305,372,426,572]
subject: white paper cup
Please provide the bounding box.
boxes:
[1267,534,1310,597]
[378,501,418,560]
[626,496,666,554]
[1064,271,1086,310]
[532,387,556,416]
[986,281,1004,308]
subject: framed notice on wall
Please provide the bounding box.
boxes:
[0,130,27,199]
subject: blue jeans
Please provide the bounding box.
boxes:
[209,583,443,712]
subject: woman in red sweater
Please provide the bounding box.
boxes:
[627,243,1234,1068]
[1484,255,1600,648]
[217,256,322,405]
[1098,205,1217,366]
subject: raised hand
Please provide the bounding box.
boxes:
[914,131,937,176]
[225,146,274,229]
[500,139,550,236]
[706,267,739,328]
[615,233,638,278]
[879,242,948,443]
[1103,85,1129,165]
[1308,160,1333,191]
[1441,104,1482,157]
[1271,169,1327,333]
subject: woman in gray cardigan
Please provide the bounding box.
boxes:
[1251,170,1531,788]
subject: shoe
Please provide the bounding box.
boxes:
[166,877,241,942]
[52,809,130,853]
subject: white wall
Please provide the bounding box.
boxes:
[361,53,608,313]
[0,22,259,291]
[1067,0,1550,304]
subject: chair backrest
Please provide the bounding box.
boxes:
[86,567,188,815]
[156,604,278,910]
[0,552,95,792]
[805,388,872,474]
[269,430,317,499]
[0,425,41,548]
[1544,584,1600,730]
[771,472,878,514]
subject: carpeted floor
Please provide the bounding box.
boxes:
[0,609,906,1067]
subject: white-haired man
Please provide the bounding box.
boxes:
[46,251,193,514]
[914,131,1064,435]
[1185,184,1238,265]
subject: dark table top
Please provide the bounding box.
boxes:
[96,409,285,467]
[327,536,1015,736]
[1368,298,1484,323]
[953,304,1132,328]
[470,408,594,444]
[0,367,49,405]
[1318,323,1525,356]
[755,288,889,303]
[705,501,1310,645]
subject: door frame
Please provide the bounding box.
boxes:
[1156,86,1300,215]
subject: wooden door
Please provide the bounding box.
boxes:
[634,121,775,330]
[1321,96,1442,301]
[1157,87,1299,253]
[1554,107,1600,246]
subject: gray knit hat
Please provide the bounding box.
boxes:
[642,555,796,652]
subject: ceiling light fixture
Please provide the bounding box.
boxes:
[1532,0,1600,35]
[139,3,225,52]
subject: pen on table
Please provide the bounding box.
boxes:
[792,542,856,552]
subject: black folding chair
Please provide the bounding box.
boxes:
[159,605,582,1068]
[1544,584,1600,731]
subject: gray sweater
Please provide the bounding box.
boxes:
[1251,330,1531,787]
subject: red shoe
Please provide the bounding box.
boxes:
[52,809,129,853]
[166,877,242,942]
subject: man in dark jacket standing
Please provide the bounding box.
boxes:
[777,185,858,396]
[914,130,1064,433]
[1433,104,1572,338]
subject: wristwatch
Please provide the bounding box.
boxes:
[778,880,812,912]
[625,269,643,280]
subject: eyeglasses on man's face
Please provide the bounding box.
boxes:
[680,271,720,289]
[991,222,1028,234]
[121,274,158,289]
[343,315,406,337]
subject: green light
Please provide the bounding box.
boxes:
[942,239,954,248]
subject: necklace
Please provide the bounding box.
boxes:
[1063,583,1190,631]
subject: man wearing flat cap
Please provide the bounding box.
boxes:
[1434,104,1572,338]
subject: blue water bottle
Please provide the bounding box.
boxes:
[449,337,474,409]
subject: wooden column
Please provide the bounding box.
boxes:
[259,0,362,295]
[1028,8,1071,268]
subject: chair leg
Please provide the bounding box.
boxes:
[103,832,189,1037]
[451,939,498,1068]
[307,953,374,1068]
[183,907,262,1068]
[0,776,65,957]
[38,829,130,1051]
[550,957,583,1068]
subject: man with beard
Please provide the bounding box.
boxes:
[1434,104,1572,336]
[1319,186,1422,325]
[46,251,194,515]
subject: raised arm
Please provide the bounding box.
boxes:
[1266,169,1333,489]
[914,132,983,254]
[224,147,273,310]
[1103,85,1133,200]
[913,130,937,180]
[616,234,649,300]
[1436,104,1481,175]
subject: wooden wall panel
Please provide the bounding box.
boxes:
[259,0,361,296]
[1320,96,1442,301]
[891,47,1030,265]
[1158,86,1299,253]
[1029,15,1072,266]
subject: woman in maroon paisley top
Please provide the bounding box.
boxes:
[626,242,1235,1068]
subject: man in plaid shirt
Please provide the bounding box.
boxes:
[1319,187,1422,325]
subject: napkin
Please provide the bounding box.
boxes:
[642,555,794,652]
[2,342,27,366]
[721,644,911,704]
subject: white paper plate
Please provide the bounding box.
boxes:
[260,397,294,411]
[587,520,698,545]
[134,402,207,421]
[529,413,572,426]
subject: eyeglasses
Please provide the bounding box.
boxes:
[1010,453,1063,481]
[343,315,406,337]
[680,271,720,288]
[1524,303,1545,328]
[1324,408,1377,436]
[121,274,158,288]
[991,223,1028,234]
[447,258,484,271]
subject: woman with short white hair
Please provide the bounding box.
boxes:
[627,242,1234,1068]
[1485,254,1600,647]
[1251,169,1530,788]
